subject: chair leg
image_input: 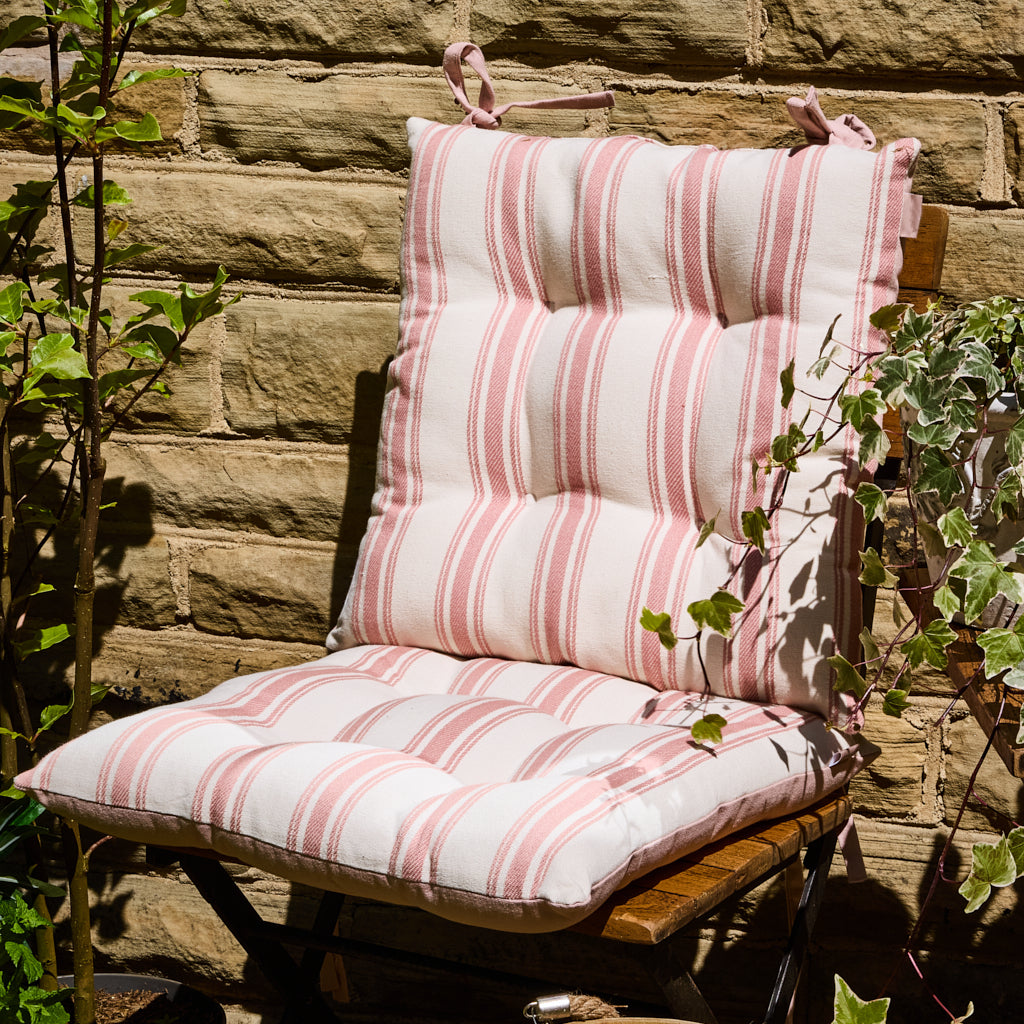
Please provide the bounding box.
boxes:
[761,828,840,1024]
[177,853,341,1024]
[643,933,719,1024]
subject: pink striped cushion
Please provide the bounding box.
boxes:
[16,646,872,931]
[331,119,919,720]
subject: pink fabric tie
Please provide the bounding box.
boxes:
[443,42,614,129]
[786,86,876,150]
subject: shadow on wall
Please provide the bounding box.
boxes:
[329,359,391,629]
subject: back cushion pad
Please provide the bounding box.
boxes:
[331,118,919,720]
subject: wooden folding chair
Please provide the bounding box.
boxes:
[17,49,946,1024]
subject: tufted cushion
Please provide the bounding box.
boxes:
[17,646,871,931]
[330,118,919,720]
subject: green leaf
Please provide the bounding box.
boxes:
[27,333,90,381]
[0,15,46,50]
[906,419,960,448]
[959,836,1018,912]
[37,702,72,734]
[809,345,839,381]
[72,179,132,208]
[900,618,957,670]
[12,623,72,660]
[690,713,727,746]
[0,281,29,326]
[104,242,159,269]
[937,507,975,548]
[977,620,1024,676]
[951,541,1024,624]
[858,424,891,467]
[933,584,961,621]
[128,288,184,332]
[96,112,162,143]
[869,304,907,336]
[1004,665,1024,690]
[118,67,190,90]
[1006,826,1024,875]
[741,507,769,553]
[1007,416,1024,470]
[882,687,911,718]
[838,388,886,430]
[854,483,887,523]
[1017,705,1024,745]
[912,448,964,506]
[640,607,678,650]
[828,654,867,700]
[687,590,744,637]
[696,514,718,549]
[858,547,897,589]
[860,627,881,665]
[832,974,890,1024]
[780,359,795,409]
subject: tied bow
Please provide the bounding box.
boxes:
[786,86,876,150]
[443,42,614,129]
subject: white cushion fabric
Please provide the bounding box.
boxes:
[17,646,871,931]
[330,119,920,720]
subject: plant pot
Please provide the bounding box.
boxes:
[905,393,1024,627]
[58,973,225,1024]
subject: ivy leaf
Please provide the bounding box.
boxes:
[869,304,907,336]
[854,482,887,523]
[687,591,744,637]
[858,547,897,589]
[912,448,964,506]
[906,419,960,448]
[858,424,891,467]
[959,837,1018,913]
[832,975,890,1024]
[690,714,727,746]
[860,627,881,665]
[901,619,957,669]
[951,541,1024,624]
[640,607,678,650]
[882,688,911,718]
[696,513,718,549]
[977,620,1024,676]
[933,584,961,621]
[990,473,1021,521]
[838,388,886,430]
[780,359,795,409]
[1004,665,1024,690]
[809,345,839,381]
[1007,826,1024,875]
[741,507,770,553]
[937,507,974,548]
[828,653,867,700]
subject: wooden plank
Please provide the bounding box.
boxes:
[575,795,851,945]
[899,205,948,293]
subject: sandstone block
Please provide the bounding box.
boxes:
[763,0,1024,80]
[851,701,930,819]
[1005,103,1024,204]
[943,710,1024,831]
[136,0,454,60]
[470,0,746,68]
[189,542,337,643]
[941,212,1024,301]
[198,72,593,173]
[72,166,403,288]
[611,90,985,203]
[222,296,396,443]
[101,438,361,543]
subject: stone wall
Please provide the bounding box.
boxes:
[2,2,1023,1022]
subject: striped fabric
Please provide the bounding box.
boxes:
[17,646,873,931]
[331,119,919,721]
[18,115,914,933]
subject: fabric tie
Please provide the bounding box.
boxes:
[786,86,876,150]
[443,41,614,129]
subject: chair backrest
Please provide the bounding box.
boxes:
[329,116,920,720]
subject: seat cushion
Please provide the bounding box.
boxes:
[17,645,873,932]
[330,118,919,720]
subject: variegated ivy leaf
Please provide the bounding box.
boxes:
[917,521,947,561]
[933,584,961,621]
[912,448,964,506]
[901,618,957,669]
[828,653,867,700]
[831,975,890,1024]
[858,547,898,589]
[906,419,960,448]
[860,627,881,665]
[838,388,886,431]
[854,482,887,523]
[696,513,718,549]
[1003,665,1024,690]
[1007,415,1024,470]
[976,623,1024,676]
[780,359,796,409]
[858,424,890,466]
[952,541,1024,624]
[741,507,769,553]
[869,304,906,335]
[1007,826,1024,874]
[937,507,974,548]
[959,836,1018,913]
